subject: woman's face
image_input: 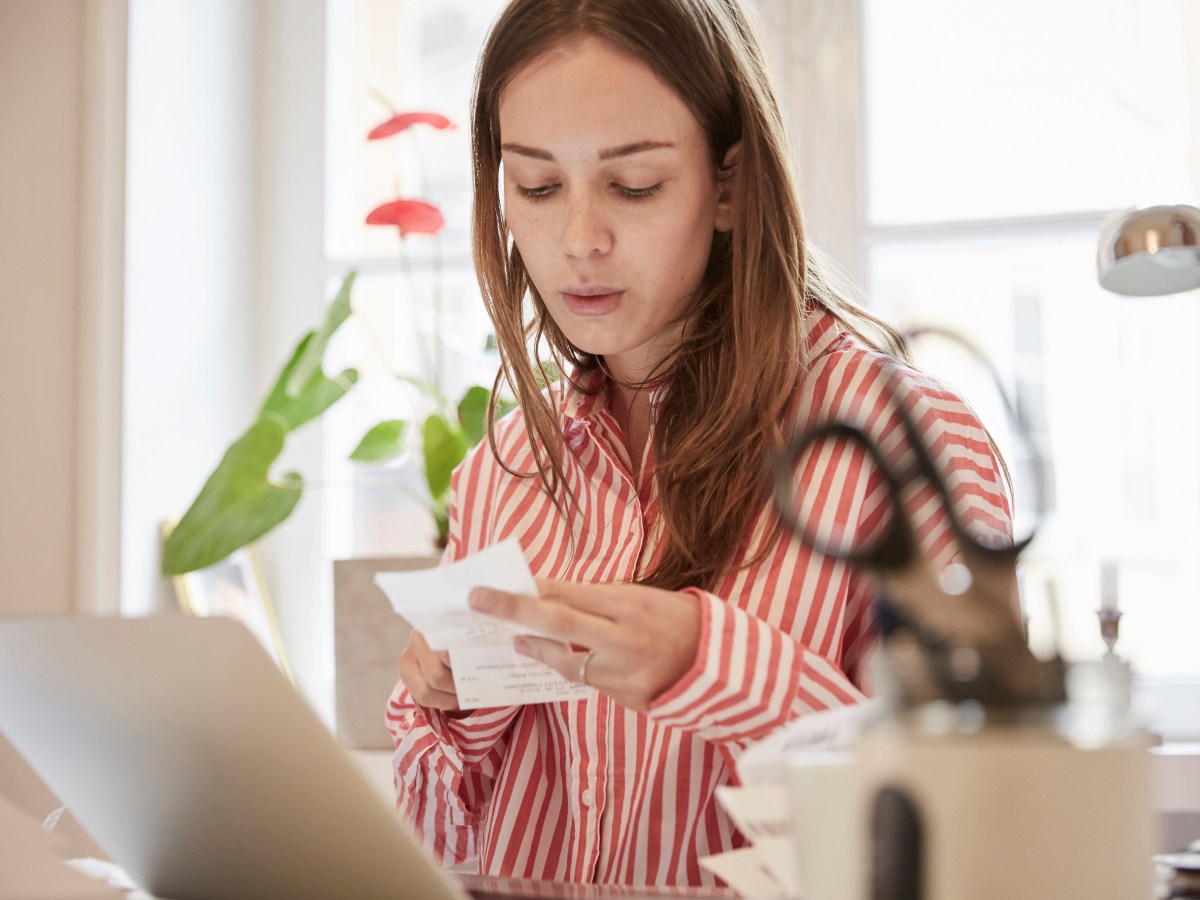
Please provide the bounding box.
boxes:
[498,37,731,382]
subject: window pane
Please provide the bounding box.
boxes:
[321,266,499,558]
[862,0,1195,224]
[325,0,508,261]
[868,235,1200,677]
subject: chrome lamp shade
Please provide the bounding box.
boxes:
[1097,203,1200,297]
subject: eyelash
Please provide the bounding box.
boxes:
[513,182,664,201]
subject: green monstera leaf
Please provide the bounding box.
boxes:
[260,331,358,433]
[260,272,358,432]
[349,419,408,462]
[161,417,302,575]
[422,414,469,502]
[285,271,355,397]
[456,385,490,446]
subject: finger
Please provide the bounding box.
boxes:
[535,578,622,620]
[409,630,457,694]
[470,587,622,648]
[410,628,431,653]
[417,685,460,711]
[410,630,452,667]
[513,635,598,687]
[416,646,457,695]
[398,648,460,711]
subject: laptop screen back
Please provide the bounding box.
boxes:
[0,616,467,900]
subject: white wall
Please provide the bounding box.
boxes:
[0,1,86,616]
[121,0,260,617]
[0,0,258,625]
[123,0,332,714]
[249,0,333,719]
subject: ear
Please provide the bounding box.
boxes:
[715,141,741,233]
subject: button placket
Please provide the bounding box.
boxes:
[580,691,608,880]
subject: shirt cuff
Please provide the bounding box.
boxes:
[647,589,865,744]
[423,704,521,764]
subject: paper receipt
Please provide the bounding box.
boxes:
[374,539,592,708]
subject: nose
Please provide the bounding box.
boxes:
[560,193,612,259]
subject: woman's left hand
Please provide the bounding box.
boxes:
[468,579,701,713]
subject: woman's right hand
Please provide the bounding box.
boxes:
[398,629,461,711]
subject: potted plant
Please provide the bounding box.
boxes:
[162,107,501,576]
[160,271,511,575]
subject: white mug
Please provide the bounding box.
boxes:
[787,752,863,900]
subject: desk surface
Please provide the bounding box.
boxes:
[460,874,737,899]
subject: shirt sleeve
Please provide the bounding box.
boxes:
[645,585,866,746]
[647,352,1012,753]
[384,464,521,867]
[385,684,520,865]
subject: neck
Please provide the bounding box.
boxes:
[606,377,652,485]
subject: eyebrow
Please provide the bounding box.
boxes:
[500,140,676,161]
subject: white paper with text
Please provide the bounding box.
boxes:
[374,539,592,708]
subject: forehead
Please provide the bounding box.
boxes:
[498,36,705,152]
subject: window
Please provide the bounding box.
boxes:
[763,0,1200,724]
[323,0,508,559]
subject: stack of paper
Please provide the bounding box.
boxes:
[700,783,800,898]
[699,702,877,898]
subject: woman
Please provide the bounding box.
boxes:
[387,0,1012,886]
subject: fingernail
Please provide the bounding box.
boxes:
[513,637,530,655]
[469,588,495,612]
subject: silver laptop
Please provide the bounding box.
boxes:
[0,615,469,900]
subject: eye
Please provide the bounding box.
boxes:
[514,183,559,200]
[615,182,664,200]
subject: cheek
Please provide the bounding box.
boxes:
[502,195,545,262]
[650,199,718,285]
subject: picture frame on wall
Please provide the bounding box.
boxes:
[161,523,293,683]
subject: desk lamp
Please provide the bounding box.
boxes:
[1095,203,1200,655]
[1098,203,1200,296]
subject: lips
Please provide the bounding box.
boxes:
[561,287,624,317]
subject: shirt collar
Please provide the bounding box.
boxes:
[557,307,845,421]
[559,367,607,422]
[558,366,669,424]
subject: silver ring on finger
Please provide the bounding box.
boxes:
[577,649,596,686]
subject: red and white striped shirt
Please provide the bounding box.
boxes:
[386,308,1012,886]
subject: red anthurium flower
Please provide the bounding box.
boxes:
[367,112,456,141]
[365,199,445,237]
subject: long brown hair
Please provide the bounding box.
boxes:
[471,0,906,591]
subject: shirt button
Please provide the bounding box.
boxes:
[581,789,595,808]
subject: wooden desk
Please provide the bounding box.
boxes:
[460,873,737,899]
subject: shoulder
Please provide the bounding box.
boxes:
[799,320,1003,493]
[803,325,974,433]
[462,399,530,476]
[458,377,569,476]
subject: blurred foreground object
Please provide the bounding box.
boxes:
[773,331,1155,899]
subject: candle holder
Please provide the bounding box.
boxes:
[1097,608,1123,656]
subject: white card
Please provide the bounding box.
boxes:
[715,783,793,842]
[715,784,802,896]
[698,847,790,899]
[374,539,592,709]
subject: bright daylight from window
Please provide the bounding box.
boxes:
[861,0,1199,679]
